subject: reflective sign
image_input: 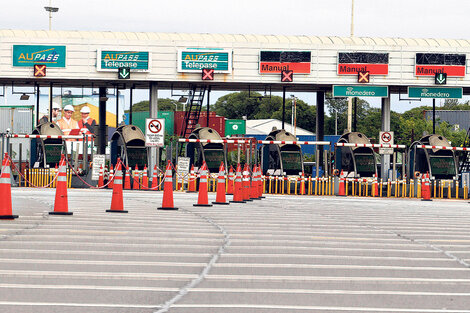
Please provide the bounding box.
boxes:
[178,48,232,73]
[97,50,150,72]
[13,45,66,67]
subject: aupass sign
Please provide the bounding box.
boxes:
[259,51,311,74]
[97,50,150,72]
[415,53,466,77]
[13,45,66,67]
[408,87,463,99]
[178,48,232,73]
[332,85,389,98]
[337,52,389,75]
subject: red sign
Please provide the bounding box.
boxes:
[281,70,293,82]
[415,65,465,77]
[260,62,310,74]
[381,132,392,143]
[202,68,215,80]
[358,71,370,83]
[337,64,388,75]
[34,64,46,77]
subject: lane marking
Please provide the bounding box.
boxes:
[0,301,159,309]
[0,258,207,267]
[0,270,197,280]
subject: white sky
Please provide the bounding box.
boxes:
[1,0,469,113]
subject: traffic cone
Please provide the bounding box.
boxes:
[50,154,73,215]
[0,153,18,219]
[107,159,128,213]
[422,172,432,201]
[194,161,212,207]
[213,162,229,205]
[97,164,104,188]
[227,165,234,195]
[151,165,159,190]
[250,165,260,200]
[142,165,149,190]
[258,165,265,199]
[242,164,253,202]
[373,174,379,197]
[158,161,178,210]
[187,165,197,193]
[133,165,140,190]
[124,166,131,190]
[230,163,245,203]
[299,171,306,195]
[338,170,346,196]
[108,164,114,189]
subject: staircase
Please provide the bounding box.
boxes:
[179,85,207,138]
[459,127,470,173]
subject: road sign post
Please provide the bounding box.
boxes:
[145,118,165,147]
[379,131,394,155]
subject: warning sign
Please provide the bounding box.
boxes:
[145,118,165,147]
[379,131,394,155]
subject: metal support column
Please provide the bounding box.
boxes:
[149,82,158,173]
[316,91,325,167]
[115,87,119,128]
[98,87,107,155]
[282,87,286,130]
[353,97,357,132]
[432,98,436,134]
[49,82,53,121]
[381,96,391,180]
[129,86,134,125]
[206,86,211,126]
[35,83,40,126]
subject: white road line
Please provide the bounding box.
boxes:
[0,270,197,280]
[204,275,470,282]
[0,248,212,257]
[0,301,159,309]
[0,258,207,267]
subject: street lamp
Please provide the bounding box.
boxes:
[44,0,59,31]
[290,95,297,136]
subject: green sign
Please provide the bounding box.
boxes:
[178,48,232,73]
[332,85,388,98]
[13,45,66,67]
[118,67,130,79]
[408,87,462,99]
[435,73,447,85]
[225,119,246,136]
[97,50,150,72]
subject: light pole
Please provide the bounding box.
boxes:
[44,0,59,31]
[290,95,297,136]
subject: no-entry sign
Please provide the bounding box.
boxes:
[145,118,165,147]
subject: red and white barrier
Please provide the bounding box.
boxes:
[179,138,330,145]
[416,145,470,152]
[7,134,94,140]
[336,143,406,149]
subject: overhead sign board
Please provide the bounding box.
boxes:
[145,118,165,147]
[225,119,246,136]
[259,51,311,74]
[332,85,389,98]
[13,45,66,67]
[415,53,466,77]
[97,50,150,72]
[379,131,394,155]
[408,87,463,99]
[178,48,232,73]
[337,52,389,75]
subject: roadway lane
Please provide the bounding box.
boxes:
[0,189,470,312]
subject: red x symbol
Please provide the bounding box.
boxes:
[202,68,215,80]
[358,71,370,83]
[34,64,46,77]
[281,70,293,82]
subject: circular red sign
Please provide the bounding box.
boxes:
[148,120,162,134]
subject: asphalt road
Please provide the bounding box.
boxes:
[1,188,470,312]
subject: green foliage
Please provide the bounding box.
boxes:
[125,98,179,113]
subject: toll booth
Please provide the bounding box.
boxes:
[335,132,377,178]
[185,127,227,173]
[30,122,66,168]
[110,125,149,168]
[408,134,458,180]
[260,128,304,176]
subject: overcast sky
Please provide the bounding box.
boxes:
[1,0,469,113]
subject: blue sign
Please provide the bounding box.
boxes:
[13,45,66,67]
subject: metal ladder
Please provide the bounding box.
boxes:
[459,127,470,173]
[179,85,207,138]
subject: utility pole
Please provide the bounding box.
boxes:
[44,0,59,31]
[350,0,355,37]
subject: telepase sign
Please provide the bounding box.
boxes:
[178,48,232,73]
[97,50,150,72]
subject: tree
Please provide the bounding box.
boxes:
[124,98,179,113]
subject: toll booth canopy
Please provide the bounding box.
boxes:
[30,122,66,168]
[110,125,148,168]
[335,132,377,178]
[185,127,227,173]
[409,134,458,180]
[261,128,304,176]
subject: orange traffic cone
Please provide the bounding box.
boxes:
[421,172,432,201]
[373,173,379,197]
[299,171,306,195]
[230,163,245,203]
[107,159,128,213]
[242,164,252,202]
[0,153,18,219]
[142,165,149,190]
[213,162,229,205]
[151,165,159,190]
[226,165,234,195]
[258,165,265,199]
[50,154,73,215]
[158,161,178,210]
[133,165,140,190]
[124,166,131,190]
[108,164,114,189]
[250,165,260,200]
[187,165,197,193]
[194,161,212,207]
[97,164,104,187]
[338,170,346,196]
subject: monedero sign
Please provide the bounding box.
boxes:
[97,50,150,72]
[259,51,311,74]
[13,45,66,67]
[178,48,232,73]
